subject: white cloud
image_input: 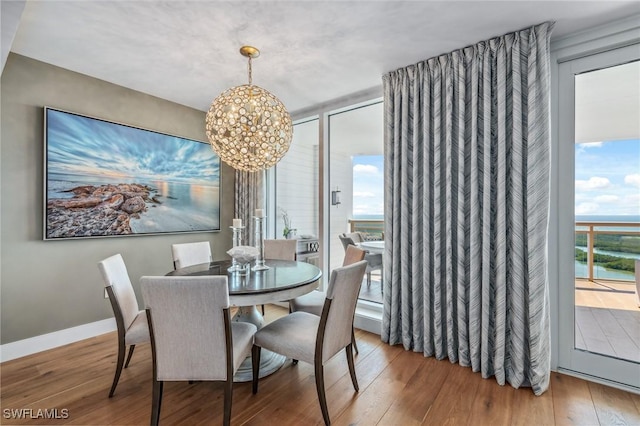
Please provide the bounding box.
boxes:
[353,203,384,216]
[575,202,599,215]
[575,177,611,191]
[595,194,619,203]
[624,174,640,188]
[623,193,640,211]
[353,164,379,174]
[581,142,603,148]
[354,191,376,198]
[575,141,603,153]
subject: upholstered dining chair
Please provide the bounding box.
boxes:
[263,239,297,261]
[252,260,367,426]
[289,245,366,353]
[339,233,383,289]
[141,275,257,426]
[97,253,150,398]
[262,239,297,315]
[171,241,212,270]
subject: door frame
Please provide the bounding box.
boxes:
[556,43,640,390]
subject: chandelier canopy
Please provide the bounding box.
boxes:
[205,46,293,173]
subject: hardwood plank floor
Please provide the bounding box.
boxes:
[2,305,639,425]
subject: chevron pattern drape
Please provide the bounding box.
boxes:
[381,22,554,395]
[234,170,264,246]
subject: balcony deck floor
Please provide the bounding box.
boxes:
[359,276,640,364]
[358,272,383,304]
[575,278,640,363]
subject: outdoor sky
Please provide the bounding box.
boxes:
[353,138,640,218]
[47,109,220,185]
[575,138,640,216]
[352,155,384,218]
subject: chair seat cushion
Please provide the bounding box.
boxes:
[231,322,258,372]
[254,312,319,365]
[125,311,150,345]
[290,291,325,316]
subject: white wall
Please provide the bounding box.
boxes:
[275,119,319,239]
[328,151,354,271]
[0,54,235,344]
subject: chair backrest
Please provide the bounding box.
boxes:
[344,232,364,244]
[318,260,368,363]
[342,245,366,266]
[338,234,355,251]
[141,275,230,381]
[98,254,139,331]
[171,241,212,270]
[264,239,297,261]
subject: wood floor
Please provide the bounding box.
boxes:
[2,305,639,425]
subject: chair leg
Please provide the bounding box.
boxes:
[150,380,163,426]
[351,327,359,355]
[345,344,359,392]
[252,345,261,394]
[108,338,126,397]
[314,361,330,426]
[124,345,136,368]
[223,376,233,426]
[367,272,371,287]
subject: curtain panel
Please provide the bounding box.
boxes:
[382,22,554,394]
[234,170,264,246]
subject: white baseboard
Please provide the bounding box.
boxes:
[0,318,116,363]
[0,302,382,364]
[355,301,383,335]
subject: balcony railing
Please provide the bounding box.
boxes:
[349,219,384,241]
[349,219,639,282]
[575,221,639,282]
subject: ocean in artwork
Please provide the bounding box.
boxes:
[47,172,220,234]
[45,108,221,238]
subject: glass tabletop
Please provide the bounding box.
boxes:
[166,259,322,296]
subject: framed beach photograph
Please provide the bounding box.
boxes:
[44,107,221,240]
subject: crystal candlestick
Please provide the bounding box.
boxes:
[228,225,244,273]
[252,215,269,271]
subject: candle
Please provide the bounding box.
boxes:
[233,218,242,228]
[255,209,264,218]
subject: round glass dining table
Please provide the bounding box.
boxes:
[166,259,322,381]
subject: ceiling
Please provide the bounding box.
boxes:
[5,1,640,116]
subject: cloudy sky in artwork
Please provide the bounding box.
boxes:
[46,109,220,185]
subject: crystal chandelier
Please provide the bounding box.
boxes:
[205,46,293,172]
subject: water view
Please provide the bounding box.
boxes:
[574,216,639,282]
[48,173,220,235]
[574,138,639,282]
[45,108,221,238]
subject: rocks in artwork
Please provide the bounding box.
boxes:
[46,183,159,238]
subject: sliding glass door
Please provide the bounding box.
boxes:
[558,44,640,389]
[328,101,384,303]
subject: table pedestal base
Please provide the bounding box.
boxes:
[232,350,287,382]
[231,305,286,382]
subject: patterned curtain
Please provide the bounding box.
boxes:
[234,170,264,246]
[381,22,554,395]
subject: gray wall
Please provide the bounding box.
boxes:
[1,53,234,344]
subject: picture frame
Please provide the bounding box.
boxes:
[44,107,221,240]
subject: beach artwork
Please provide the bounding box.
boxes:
[44,108,221,239]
